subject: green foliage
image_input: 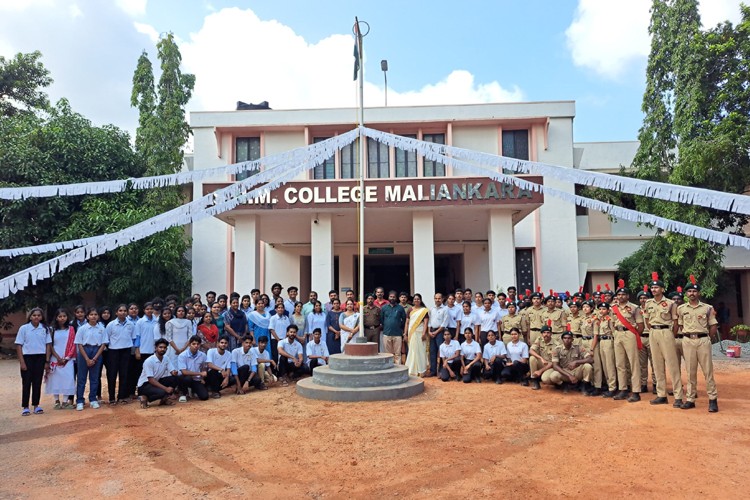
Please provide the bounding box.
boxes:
[615,0,750,298]
[0,51,53,117]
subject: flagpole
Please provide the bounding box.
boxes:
[355,17,366,340]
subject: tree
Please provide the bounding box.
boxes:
[615,0,750,297]
[0,51,53,117]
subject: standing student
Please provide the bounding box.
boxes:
[46,309,77,409]
[325,299,343,355]
[248,301,272,360]
[15,308,51,416]
[137,338,179,408]
[269,303,292,360]
[223,297,248,350]
[305,300,327,347]
[127,302,155,400]
[105,304,135,405]
[166,305,192,368]
[74,308,109,411]
[95,305,112,401]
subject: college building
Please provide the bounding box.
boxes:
[189,101,750,323]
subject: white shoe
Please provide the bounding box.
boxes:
[76,403,84,411]
[178,395,187,403]
[90,401,100,409]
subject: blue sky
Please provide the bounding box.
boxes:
[0,0,743,144]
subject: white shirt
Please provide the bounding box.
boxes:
[477,308,501,332]
[137,354,171,387]
[135,315,157,354]
[458,312,480,331]
[250,346,268,366]
[232,346,254,369]
[447,304,461,328]
[307,340,330,366]
[483,341,508,360]
[74,323,109,346]
[429,305,450,330]
[206,348,232,370]
[105,319,134,349]
[439,339,461,360]
[506,341,530,362]
[269,314,291,340]
[278,337,303,361]
[497,308,509,320]
[460,340,482,361]
[14,323,51,355]
[177,349,207,379]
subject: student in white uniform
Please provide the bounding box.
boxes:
[104,304,135,405]
[206,336,236,398]
[460,329,483,383]
[456,301,480,343]
[477,298,502,347]
[15,308,51,416]
[306,328,330,371]
[482,331,508,384]
[231,335,263,394]
[137,338,179,408]
[74,307,109,411]
[46,309,77,409]
[438,331,462,382]
[277,325,308,385]
[502,328,530,383]
[177,335,209,401]
[251,336,276,386]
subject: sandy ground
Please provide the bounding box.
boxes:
[1,356,748,499]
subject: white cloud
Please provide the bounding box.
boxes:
[69,3,82,18]
[181,7,522,114]
[134,21,158,43]
[566,0,745,80]
[115,0,146,17]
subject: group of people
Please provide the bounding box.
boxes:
[13,273,720,415]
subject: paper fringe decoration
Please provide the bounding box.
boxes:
[0,130,359,298]
[360,128,750,250]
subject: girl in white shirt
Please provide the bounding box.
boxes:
[74,308,109,410]
[15,308,51,416]
[46,309,77,409]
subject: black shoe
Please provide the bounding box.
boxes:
[613,390,629,400]
[601,390,614,398]
[672,399,683,408]
[588,387,601,397]
[495,378,502,384]
[531,378,541,390]
[580,382,589,394]
[708,399,719,413]
[562,382,569,394]
[641,385,648,393]
[680,401,696,410]
[627,393,641,403]
[668,390,674,396]
[651,385,657,395]
[650,397,668,405]
[521,378,529,387]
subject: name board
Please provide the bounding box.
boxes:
[203,176,543,210]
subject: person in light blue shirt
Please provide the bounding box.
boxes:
[231,335,263,393]
[104,305,134,404]
[177,336,209,401]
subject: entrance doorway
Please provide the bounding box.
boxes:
[355,255,411,296]
[435,254,464,295]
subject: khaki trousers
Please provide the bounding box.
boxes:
[638,335,654,387]
[529,330,541,346]
[530,356,555,384]
[549,363,592,384]
[599,338,617,391]
[614,331,641,392]
[682,336,717,402]
[383,335,402,365]
[650,329,684,399]
[675,337,684,372]
[593,343,603,388]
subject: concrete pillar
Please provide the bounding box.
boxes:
[412,211,435,296]
[311,213,333,295]
[487,209,516,292]
[234,215,259,292]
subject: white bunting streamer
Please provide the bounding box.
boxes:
[0,129,359,298]
[360,126,750,216]
[362,128,750,250]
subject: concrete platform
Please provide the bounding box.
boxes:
[296,376,424,402]
[312,365,409,387]
[328,353,393,371]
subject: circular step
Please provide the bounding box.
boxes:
[312,365,409,388]
[296,377,424,402]
[328,353,394,372]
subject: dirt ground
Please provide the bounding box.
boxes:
[1,357,748,499]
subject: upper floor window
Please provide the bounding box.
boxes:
[313,137,335,179]
[340,139,359,179]
[236,137,260,181]
[501,130,529,161]
[395,134,417,177]
[367,138,389,178]
[422,133,445,176]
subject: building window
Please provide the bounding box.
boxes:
[367,138,389,178]
[395,134,417,177]
[502,130,529,161]
[515,249,534,293]
[236,137,260,181]
[341,138,359,179]
[422,133,445,176]
[313,137,335,179]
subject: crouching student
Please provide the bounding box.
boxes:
[176,335,209,402]
[307,328,330,371]
[460,329,483,383]
[550,331,594,394]
[232,335,263,394]
[137,338,179,408]
[482,331,508,384]
[206,336,236,398]
[501,328,530,383]
[251,336,277,386]
[439,331,462,382]
[277,325,308,386]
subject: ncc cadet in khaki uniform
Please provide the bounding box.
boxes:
[580,300,600,395]
[610,282,643,402]
[541,294,567,344]
[523,292,546,345]
[636,287,655,394]
[593,302,618,397]
[567,301,584,343]
[528,325,557,390]
[669,289,686,373]
[643,273,684,407]
[361,294,382,345]
[677,276,719,412]
[550,331,594,394]
[501,302,524,344]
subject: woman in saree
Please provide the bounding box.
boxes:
[404,293,429,377]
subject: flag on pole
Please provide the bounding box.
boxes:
[353,42,359,81]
